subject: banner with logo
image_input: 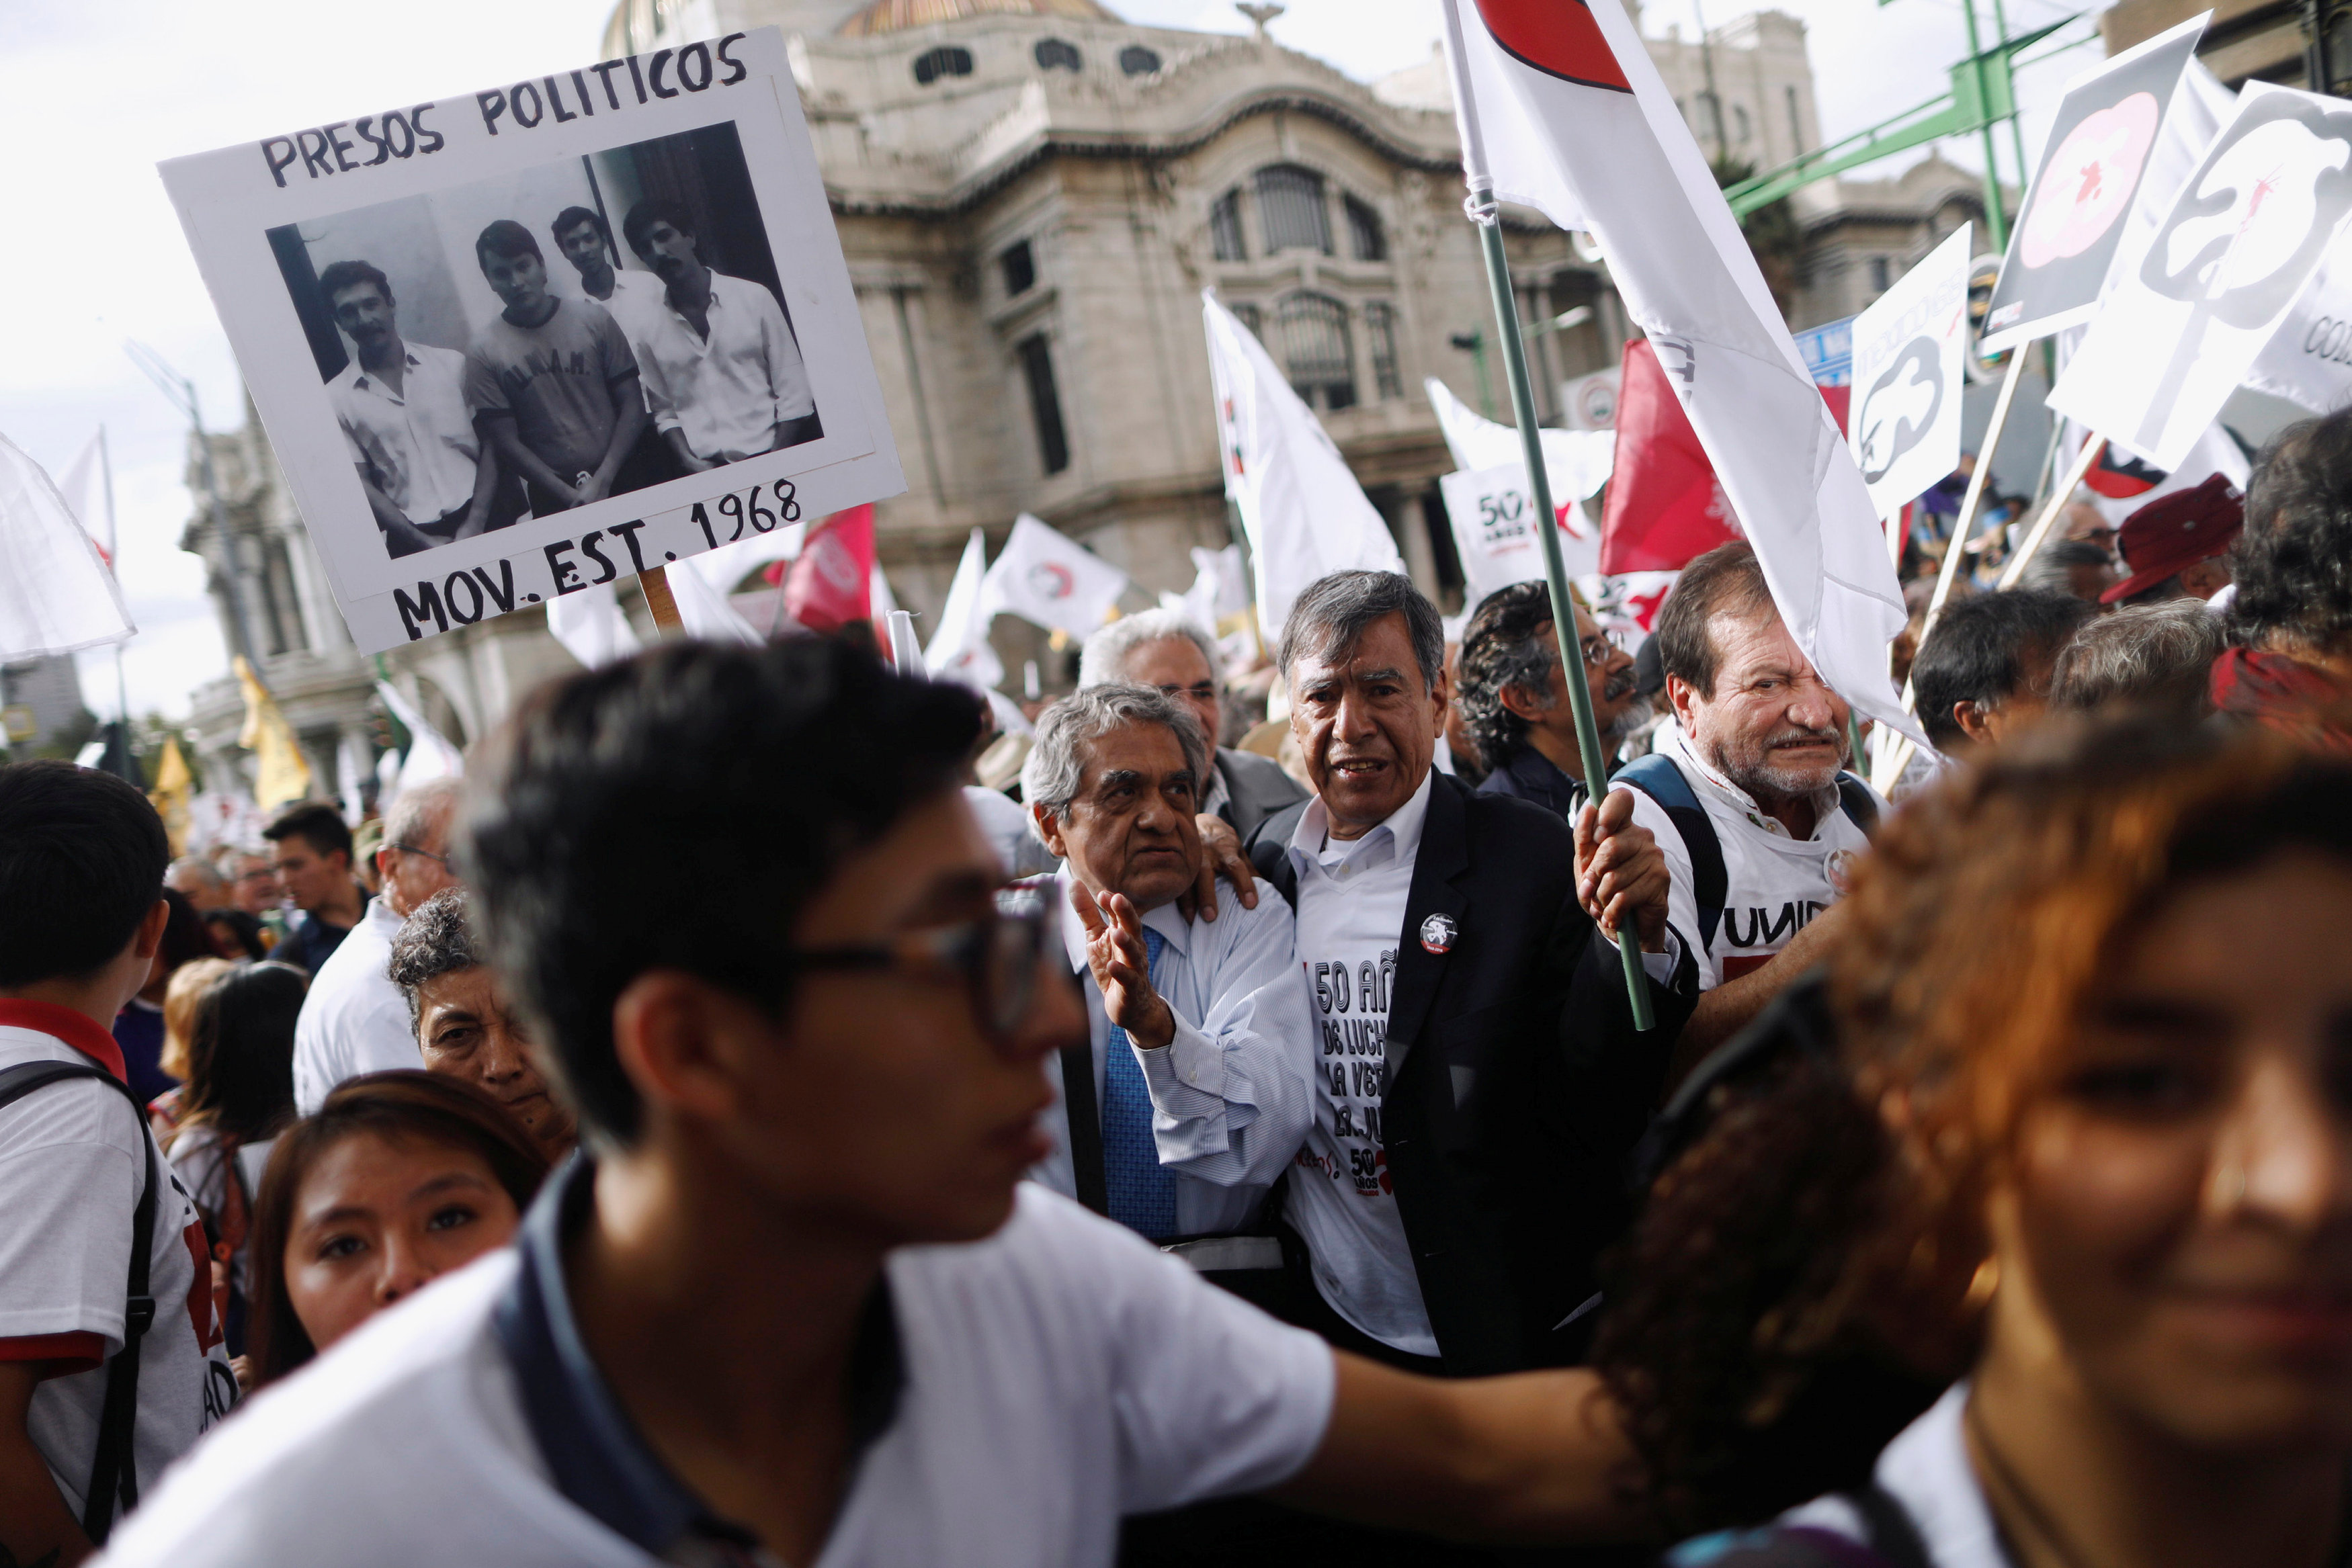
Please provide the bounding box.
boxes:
[2050,81,2352,470]
[1979,15,2207,353]
[1439,462,1601,612]
[978,513,1128,640]
[1849,226,1971,517]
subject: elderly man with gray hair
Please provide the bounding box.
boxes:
[1019,684,1311,1299]
[290,777,467,1113]
[1080,608,1307,840]
[2050,598,2226,718]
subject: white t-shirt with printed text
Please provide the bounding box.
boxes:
[0,1006,235,1530]
[1282,771,1439,1358]
[1611,724,1878,992]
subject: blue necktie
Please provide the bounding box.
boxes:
[1101,926,1177,1241]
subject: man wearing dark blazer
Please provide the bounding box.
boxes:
[1079,609,1307,842]
[1246,572,1695,1379]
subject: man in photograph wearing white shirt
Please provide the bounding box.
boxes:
[1247,571,1694,1379]
[98,640,1647,1567]
[290,779,463,1114]
[548,206,669,347]
[1018,686,1310,1287]
[321,260,499,560]
[1609,543,1886,1080]
[621,198,818,472]
[0,762,234,1565]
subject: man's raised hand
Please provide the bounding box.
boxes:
[1070,881,1175,1049]
[1573,790,1671,954]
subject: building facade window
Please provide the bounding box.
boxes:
[1017,333,1070,475]
[1034,37,1082,71]
[1344,194,1386,262]
[1118,44,1162,75]
[1870,255,1891,292]
[913,46,974,85]
[1786,86,1805,154]
[1256,165,1332,255]
[1277,292,1356,412]
[1364,300,1402,400]
[1001,239,1036,296]
[1734,104,1751,142]
[1210,190,1247,262]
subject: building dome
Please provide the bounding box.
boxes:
[837,0,1121,36]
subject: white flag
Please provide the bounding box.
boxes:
[1204,292,1404,640]
[374,680,463,803]
[978,514,1128,640]
[2050,83,2352,470]
[924,527,1005,693]
[1849,225,1971,517]
[0,431,132,660]
[665,559,765,647]
[336,733,371,827]
[1424,375,1615,505]
[1439,462,1601,610]
[1439,0,1917,740]
[546,581,643,670]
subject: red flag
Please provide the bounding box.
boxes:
[1599,339,1740,574]
[774,505,875,634]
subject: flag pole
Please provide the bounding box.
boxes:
[1468,193,1654,1032]
[100,426,131,728]
[638,566,683,632]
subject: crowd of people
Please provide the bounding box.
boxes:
[0,402,2348,1568]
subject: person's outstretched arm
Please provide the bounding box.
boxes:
[0,1360,93,1565]
[1271,1354,1645,1544]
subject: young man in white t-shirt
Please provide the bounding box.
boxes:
[0,761,235,1564]
[99,640,1642,1568]
[1610,543,1886,1082]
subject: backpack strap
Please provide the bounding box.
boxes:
[0,1059,160,1544]
[1842,1483,1932,1568]
[1835,772,1881,838]
[1615,753,1727,949]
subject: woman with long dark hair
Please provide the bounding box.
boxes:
[245,1071,549,1389]
[163,960,306,1361]
[1596,719,2352,1567]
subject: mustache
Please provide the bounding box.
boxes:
[1602,664,1640,703]
[1763,725,1842,750]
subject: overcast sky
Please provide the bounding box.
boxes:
[0,0,2097,721]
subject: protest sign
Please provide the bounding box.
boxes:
[159,29,901,653]
[1849,226,1971,517]
[2245,254,2352,414]
[1439,462,1600,611]
[1979,15,2207,352]
[2050,82,2352,470]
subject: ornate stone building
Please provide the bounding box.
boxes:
[177,0,1973,801]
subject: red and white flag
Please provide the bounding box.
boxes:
[1440,0,1918,740]
[1599,338,1741,574]
[979,513,1128,640]
[778,505,876,636]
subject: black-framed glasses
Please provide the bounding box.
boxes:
[789,903,1052,1044]
[387,842,456,871]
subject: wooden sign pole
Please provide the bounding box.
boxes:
[639,566,684,634]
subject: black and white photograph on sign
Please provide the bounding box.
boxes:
[269,122,817,562]
[2050,82,2352,470]
[157,27,901,656]
[1978,13,2204,352]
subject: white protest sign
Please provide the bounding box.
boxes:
[1849,225,1971,517]
[2245,252,2352,413]
[2050,83,2352,469]
[159,30,902,653]
[1439,462,1600,612]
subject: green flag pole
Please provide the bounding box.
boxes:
[1467,194,1654,1033]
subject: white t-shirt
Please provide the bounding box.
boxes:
[0,1004,236,1530]
[1745,1385,2003,1568]
[1282,771,1439,1358]
[1612,724,1878,992]
[95,1181,1335,1568]
[291,898,419,1115]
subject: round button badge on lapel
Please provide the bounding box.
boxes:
[1419,913,1457,955]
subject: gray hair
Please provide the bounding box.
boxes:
[2050,599,2224,715]
[383,777,464,859]
[1021,685,1210,842]
[385,885,480,1032]
[1276,570,1443,693]
[1078,609,1220,690]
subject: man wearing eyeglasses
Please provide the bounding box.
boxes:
[103,638,1653,1566]
[1456,582,1650,820]
[1018,685,1310,1294]
[290,778,464,1114]
[1079,609,1306,842]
